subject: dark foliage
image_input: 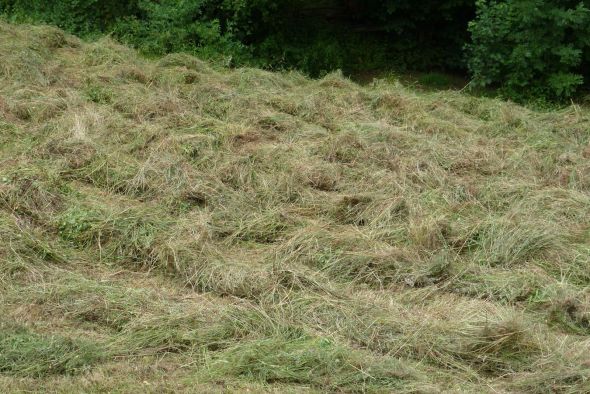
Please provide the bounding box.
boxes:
[468,0,590,100]
[1,0,589,100]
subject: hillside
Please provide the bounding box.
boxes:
[1,22,589,392]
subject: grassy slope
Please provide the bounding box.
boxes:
[0,22,589,393]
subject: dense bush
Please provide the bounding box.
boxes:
[254,1,475,75]
[0,0,474,75]
[467,0,590,100]
[369,0,475,70]
[111,0,252,66]
[0,0,138,36]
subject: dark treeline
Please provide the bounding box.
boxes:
[1,0,589,101]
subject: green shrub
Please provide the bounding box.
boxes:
[112,0,252,65]
[0,0,139,36]
[467,0,590,100]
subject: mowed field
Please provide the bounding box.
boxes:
[1,22,589,393]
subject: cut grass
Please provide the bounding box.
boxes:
[0,21,589,392]
[0,324,104,377]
